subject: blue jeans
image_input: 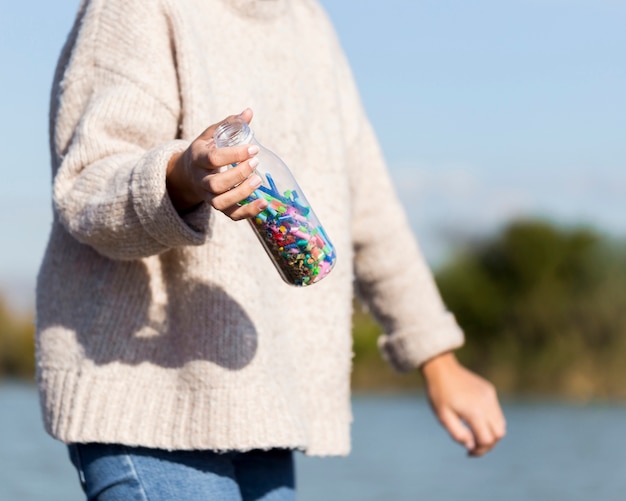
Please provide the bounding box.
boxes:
[68,443,295,501]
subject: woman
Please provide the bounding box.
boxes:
[37,0,505,499]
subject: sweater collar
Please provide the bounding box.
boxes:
[222,0,288,19]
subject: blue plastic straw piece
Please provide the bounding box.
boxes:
[266,173,280,197]
[259,180,290,204]
[258,185,275,197]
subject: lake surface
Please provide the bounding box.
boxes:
[1,382,626,501]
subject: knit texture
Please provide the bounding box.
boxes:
[37,0,464,456]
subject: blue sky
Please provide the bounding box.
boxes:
[1,0,625,309]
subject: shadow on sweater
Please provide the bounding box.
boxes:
[38,240,258,371]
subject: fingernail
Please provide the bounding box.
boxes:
[249,158,259,169]
[258,198,268,210]
[248,174,262,188]
[248,145,259,155]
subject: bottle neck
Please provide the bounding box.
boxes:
[214,117,255,147]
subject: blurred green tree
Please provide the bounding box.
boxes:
[436,219,626,399]
[0,295,35,379]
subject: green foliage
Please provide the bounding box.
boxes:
[0,295,35,379]
[436,219,626,399]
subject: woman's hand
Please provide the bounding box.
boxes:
[421,351,506,457]
[166,108,268,219]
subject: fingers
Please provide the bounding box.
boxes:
[438,408,476,451]
[200,158,269,219]
[471,384,507,456]
[209,171,264,212]
[464,414,496,457]
[459,400,506,457]
[200,155,267,216]
[223,197,268,221]
[490,399,507,439]
[440,407,505,457]
[239,107,253,124]
[197,109,254,142]
[211,142,260,169]
[190,140,258,174]
[202,157,259,194]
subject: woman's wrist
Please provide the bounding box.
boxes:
[166,151,203,213]
[420,351,459,380]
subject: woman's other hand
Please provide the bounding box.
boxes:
[421,351,506,457]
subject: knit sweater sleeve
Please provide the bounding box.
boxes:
[50,0,210,260]
[332,45,465,371]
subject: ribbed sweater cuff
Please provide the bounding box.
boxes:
[131,140,210,248]
[377,313,465,372]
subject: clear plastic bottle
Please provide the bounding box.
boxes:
[214,117,337,286]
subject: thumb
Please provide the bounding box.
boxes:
[438,407,476,451]
[198,109,254,142]
[239,107,254,124]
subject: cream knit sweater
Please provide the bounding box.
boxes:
[36,0,464,456]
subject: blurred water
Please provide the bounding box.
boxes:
[2,382,626,501]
